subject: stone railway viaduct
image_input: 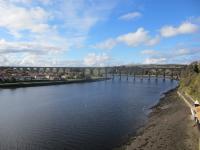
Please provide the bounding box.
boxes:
[0,64,187,80]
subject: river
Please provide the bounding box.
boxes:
[0,77,178,150]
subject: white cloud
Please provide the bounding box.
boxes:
[142,46,200,64]
[83,53,111,66]
[4,0,117,38]
[119,12,141,21]
[59,0,117,35]
[141,50,158,55]
[0,38,68,66]
[0,52,84,67]
[0,0,120,66]
[0,0,94,67]
[146,36,160,46]
[0,52,112,67]
[94,28,159,50]
[175,48,190,55]
[144,58,167,64]
[160,22,199,37]
[17,54,82,67]
[10,0,32,3]
[0,1,51,36]
[94,20,199,51]
[117,28,149,46]
[93,38,117,50]
[0,39,62,55]
[10,0,51,5]
[38,0,51,5]
[19,54,42,66]
[95,20,198,51]
[0,0,114,67]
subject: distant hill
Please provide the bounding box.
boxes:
[180,61,200,101]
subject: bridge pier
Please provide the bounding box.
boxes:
[148,72,151,80]
[141,69,144,80]
[81,69,85,79]
[97,68,100,77]
[92,69,95,77]
[105,68,108,79]
[155,69,158,80]
[171,71,174,81]
[163,70,166,81]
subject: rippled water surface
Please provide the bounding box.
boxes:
[0,78,178,150]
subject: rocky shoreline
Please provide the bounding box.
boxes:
[116,89,199,150]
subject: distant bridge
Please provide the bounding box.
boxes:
[0,64,187,80]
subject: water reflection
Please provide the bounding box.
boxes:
[0,78,178,150]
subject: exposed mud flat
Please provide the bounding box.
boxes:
[116,89,200,150]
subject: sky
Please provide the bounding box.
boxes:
[0,0,200,67]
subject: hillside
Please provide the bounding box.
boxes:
[179,61,200,101]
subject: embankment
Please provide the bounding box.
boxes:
[179,61,200,101]
[0,78,108,88]
[116,89,199,150]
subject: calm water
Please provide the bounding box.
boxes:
[0,77,178,150]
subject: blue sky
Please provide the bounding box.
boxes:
[0,0,200,66]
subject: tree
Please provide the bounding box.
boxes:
[194,64,199,73]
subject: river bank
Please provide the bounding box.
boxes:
[116,89,200,150]
[0,78,108,88]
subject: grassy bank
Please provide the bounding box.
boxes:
[179,61,200,101]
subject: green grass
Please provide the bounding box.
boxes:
[179,62,200,101]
